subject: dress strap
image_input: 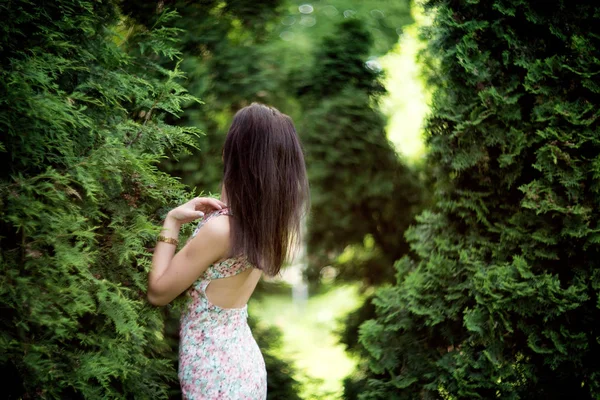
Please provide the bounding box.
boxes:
[204,256,252,280]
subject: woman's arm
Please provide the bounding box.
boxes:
[147,197,227,306]
[148,213,181,292]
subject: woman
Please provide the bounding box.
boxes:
[147,103,309,399]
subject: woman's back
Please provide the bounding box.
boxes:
[192,208,262,309]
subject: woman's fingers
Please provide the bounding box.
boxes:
[193,197,227,211]
[215,198,227,208]
[203,198,226,210]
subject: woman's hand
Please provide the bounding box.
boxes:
[167,197,227,224]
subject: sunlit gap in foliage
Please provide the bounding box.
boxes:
[380,2,431,162]
[251,285,361,399]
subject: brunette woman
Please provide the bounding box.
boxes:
[147,103,309,399]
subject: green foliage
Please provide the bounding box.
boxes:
[0,1,199,398]
[122,0,288,193]
[357,0,600,398]
[297,18,384,100]
[298,18,425,285]
[279,0,413,56]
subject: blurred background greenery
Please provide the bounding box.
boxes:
[121,0,430,398]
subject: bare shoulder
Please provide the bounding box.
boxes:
[195,212,231,246]
[176,212,232,266]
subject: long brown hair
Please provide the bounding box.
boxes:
[222,103,309,276]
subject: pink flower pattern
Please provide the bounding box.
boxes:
[179,209,267,399]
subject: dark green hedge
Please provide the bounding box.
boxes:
[358,0,600,399]
[0,1,197,398]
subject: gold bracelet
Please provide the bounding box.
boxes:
[157,235,179,246]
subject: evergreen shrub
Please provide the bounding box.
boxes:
[0,1,198,398]
[358,0,600,399]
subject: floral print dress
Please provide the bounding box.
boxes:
[179,209,267,399]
